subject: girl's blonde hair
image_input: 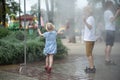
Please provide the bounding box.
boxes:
[46,23,55,31]
[83,5,93,14]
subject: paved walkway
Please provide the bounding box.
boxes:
[0,38,120,80]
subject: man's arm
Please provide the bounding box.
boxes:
[111,9,120,22]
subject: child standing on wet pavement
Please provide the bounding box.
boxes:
[37,23,62,73]
[83,5,96,73]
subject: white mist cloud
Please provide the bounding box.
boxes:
[76,0,88,9]
[15,0,88,11]
[14,0,45,11]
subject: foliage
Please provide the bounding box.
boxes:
[8,21,20,30]
[15,30,25,41]
[116,16,120,27]
[0,28,10,39]
[6,1,21,15]
[115,16,120,34]
[0,0,21,26]
[0,39,24,64]
[55,37,68,59]
[0,30,68,64]
[87,0,120,8]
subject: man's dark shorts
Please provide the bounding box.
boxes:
[106,30,115,46]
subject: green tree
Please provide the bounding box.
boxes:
[0,0,6,26]
[6,1,20,15]
[55,0,77,43]
[45,0,55,23]
[30,3,38,15]
[55,0,76,23]
[87,0,120,8]
[0,0,21,27]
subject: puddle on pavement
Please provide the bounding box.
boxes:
[0,56,95,80]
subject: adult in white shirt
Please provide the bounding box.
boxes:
[83,5,96,73]
[104,1,119,65]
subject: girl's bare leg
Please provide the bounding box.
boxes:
[88,55,94,69]
[48,54,54,68]
[45,55,49,67]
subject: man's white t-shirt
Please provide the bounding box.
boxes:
[104,10,115,31]
[84,16,96,41]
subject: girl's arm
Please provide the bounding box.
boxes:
[37,28,44,36]
[83,17,92,30]
[57,29,64,35]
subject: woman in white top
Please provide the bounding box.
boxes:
[83,5,96,73]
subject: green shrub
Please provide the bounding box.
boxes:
[15,31,25,41]
[0,30,68,64]
[0,28,10,39]
[55,38,68,59]
[0,40,24,64]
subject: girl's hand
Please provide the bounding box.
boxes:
[37,28,43,36]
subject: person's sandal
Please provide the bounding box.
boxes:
[84,67,96,73]
[105,60,116,65]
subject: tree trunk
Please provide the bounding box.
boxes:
[45,0,50,22]
[102,0,105,8]
[2,0,6,27]
[50,0,54,23]
[45,0,54,23]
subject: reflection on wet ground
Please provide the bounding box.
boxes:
[0,56,95,80]
[0,39,120,80]
[0,55,95,80]
[1,54,120,80]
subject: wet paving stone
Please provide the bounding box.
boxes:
[1,54,120,80]
[0,41,120,80]
[1,56,95,80]
[0,71,38,80]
